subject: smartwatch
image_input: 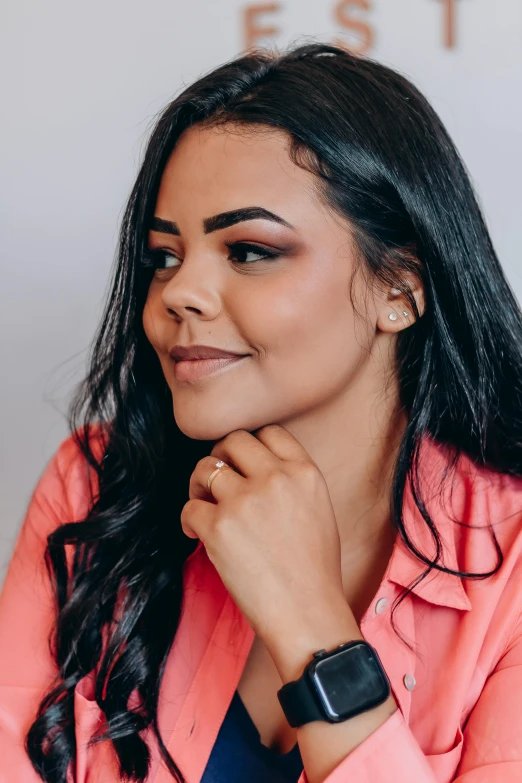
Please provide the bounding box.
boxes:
[277,639,391,727]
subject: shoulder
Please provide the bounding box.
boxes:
[445,448,522,633]
[422,437,522,557]
[452,449,522,556]
[26,422,109,540]
[418,437,522,614]
[3,423,110,592]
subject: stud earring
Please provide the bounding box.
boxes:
[388,312,398,321]
[403,311,409,317]
[390,287,401,295]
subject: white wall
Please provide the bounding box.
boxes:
[1,0,521,587]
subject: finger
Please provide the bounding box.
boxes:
[180,497,213,541]
[189,455,244,503]
[253,424,315,464]
[210,429,280,478]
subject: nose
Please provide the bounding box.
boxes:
[160,252,223,322]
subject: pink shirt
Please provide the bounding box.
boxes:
[1,428,522,782]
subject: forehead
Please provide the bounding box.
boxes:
[154,124,320,213]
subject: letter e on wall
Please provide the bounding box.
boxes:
[243,3,281,50]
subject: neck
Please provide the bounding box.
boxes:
[276,372,406,566]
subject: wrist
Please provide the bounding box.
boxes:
[276,632,397,732]
[264,596,364,684]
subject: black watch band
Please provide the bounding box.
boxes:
[277,639,391,728]
[277,661,327,726]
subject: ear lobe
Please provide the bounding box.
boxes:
[376,285,424,333]
[377,308,411,333]
[387,272,426,320]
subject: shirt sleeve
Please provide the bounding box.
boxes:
[0,431,121,783]
[297,610,522,783]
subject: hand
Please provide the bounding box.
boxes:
[180,425,347,646]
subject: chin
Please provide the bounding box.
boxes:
[172,405,240,442]
[175,419,234,442]
[172,404,273,442]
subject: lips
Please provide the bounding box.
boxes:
[168,344,248,362]
[172,355,247,382]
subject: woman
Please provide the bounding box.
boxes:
[0,40,521,783]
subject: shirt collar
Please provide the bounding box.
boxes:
[386,435,472,612]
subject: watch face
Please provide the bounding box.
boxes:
[310,642,390,721]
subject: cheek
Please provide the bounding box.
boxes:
[253,273,366,397]
[262,273,359,361]
[142,287,162,350]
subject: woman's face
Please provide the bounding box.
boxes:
[143,124,391,441]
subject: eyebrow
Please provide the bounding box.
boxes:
[149,206,296,236]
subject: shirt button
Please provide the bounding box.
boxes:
[375,597,388,614]
[403,673,416,691]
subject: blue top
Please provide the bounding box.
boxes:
[200,689,304,782]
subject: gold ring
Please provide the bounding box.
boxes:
[207,460,228,495]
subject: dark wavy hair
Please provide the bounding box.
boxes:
[25,41,522,782]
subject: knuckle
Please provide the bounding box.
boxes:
[288,459,319,483]
[192,458,209,477]
[266,468,290,491]
[227,430,250,446]
[221,429,244,443]
[181,498,195,517]
[259,424,280,434]
[212,511,233,542]
[299,460,319,479]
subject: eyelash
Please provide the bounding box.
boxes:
[140,242,281,271]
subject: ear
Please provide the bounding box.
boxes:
[375,274,425,334]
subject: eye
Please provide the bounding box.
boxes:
[140,249,181,271]
[226,242,280,264]
[139,242,280,272]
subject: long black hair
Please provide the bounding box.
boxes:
[26,41,522,782]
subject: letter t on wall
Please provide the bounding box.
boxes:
[435,0,459,49]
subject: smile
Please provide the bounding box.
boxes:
[172,355,247,382]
